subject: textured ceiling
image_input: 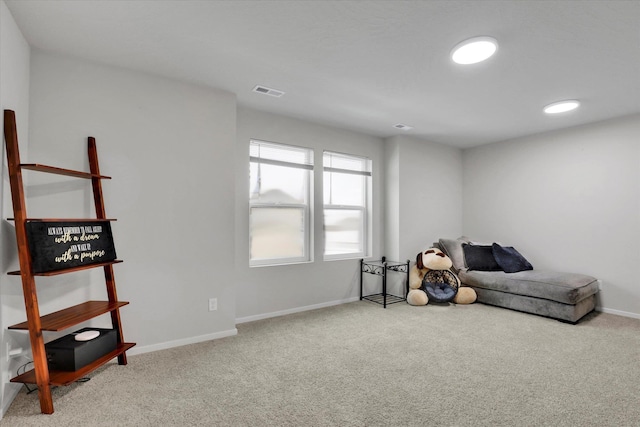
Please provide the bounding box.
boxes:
[5,0,640,148]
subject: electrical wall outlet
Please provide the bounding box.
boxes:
[208,298,217,311]
[7,343,24,358]
[9,347,23,358]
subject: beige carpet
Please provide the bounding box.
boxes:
[2,301,639,426]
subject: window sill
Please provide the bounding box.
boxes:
[250,259,314,268]
[323,254,369,262]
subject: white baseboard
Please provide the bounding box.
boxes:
[235,296,360,324]
[597,306,640,320]
[126,328,238,357]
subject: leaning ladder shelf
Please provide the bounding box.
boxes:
[3,110,135,414]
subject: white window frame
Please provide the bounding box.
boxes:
[323,151,372,261]
[249,139,313,267]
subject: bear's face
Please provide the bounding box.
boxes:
[418,248,452,271]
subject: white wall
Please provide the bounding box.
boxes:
[23,51,238,359]
[463,115,640,318]
[0,0,31,416]
[385,135,464,262]
[383,140,400,260]
[235,107,385,321]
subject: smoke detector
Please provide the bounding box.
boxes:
[393,123,413,131]
[253,85,285,98]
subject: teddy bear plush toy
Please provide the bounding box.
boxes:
[407,247,477,306]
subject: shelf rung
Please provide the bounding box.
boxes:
[10,342,135,386]
[8,300,129,331]
[362,293,406,305]
[20,163,111,179]
[8,260,123,276]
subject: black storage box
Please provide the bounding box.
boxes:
[45,327,117,371]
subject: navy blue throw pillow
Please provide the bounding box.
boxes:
[462,244,502,271]
[491,243,533,273]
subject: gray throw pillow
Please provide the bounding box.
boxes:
[439,236,470,272]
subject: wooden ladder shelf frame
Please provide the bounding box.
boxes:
[3,110,134,414]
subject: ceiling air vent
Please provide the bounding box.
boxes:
[393,123,413,131]
[253,85,285,98]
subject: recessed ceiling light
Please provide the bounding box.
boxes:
[543,100,580,114]
[393,123,413,131]
[451,36,498,65]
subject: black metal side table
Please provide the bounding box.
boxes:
[360,257,410,308]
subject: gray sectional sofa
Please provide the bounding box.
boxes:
[437,237,599,323]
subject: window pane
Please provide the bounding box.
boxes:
[323,172,364,206]
[250,140,313,266]
[250,162,308,204]
[323,151,371,260]
[324,209,364,255]
[250,207,305,261]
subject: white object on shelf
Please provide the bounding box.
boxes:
[74,330,100,341]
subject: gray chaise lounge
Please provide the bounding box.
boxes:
[437,237,599,323]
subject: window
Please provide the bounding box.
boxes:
[249,140,313,266]
[323,151,371,260]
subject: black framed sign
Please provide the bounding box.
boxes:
[26,221,117,273]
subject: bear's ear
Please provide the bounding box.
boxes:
[416,252,424,270]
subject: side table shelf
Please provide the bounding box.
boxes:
[360,257,410,308]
